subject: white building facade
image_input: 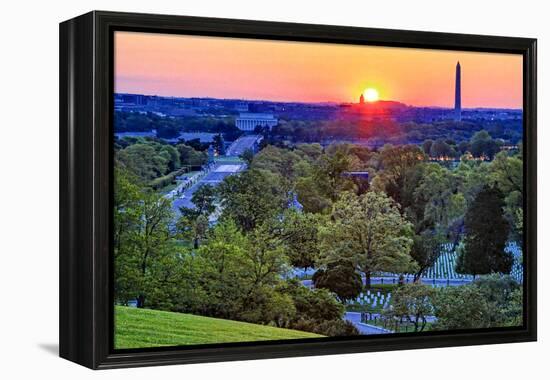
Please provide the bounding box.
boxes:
[235,113,278,131]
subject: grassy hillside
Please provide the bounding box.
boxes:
[115,306,323,349]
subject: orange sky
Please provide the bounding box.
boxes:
[114,31,523,109]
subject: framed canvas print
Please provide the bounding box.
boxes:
[59,11,537,369]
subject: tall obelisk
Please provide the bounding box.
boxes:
[454,61,462,121]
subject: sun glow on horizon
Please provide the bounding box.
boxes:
[363,88,380,102]
[115,32,523,108]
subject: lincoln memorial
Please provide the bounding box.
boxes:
[235,113,278,131]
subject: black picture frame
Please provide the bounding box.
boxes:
[59,10,537,369]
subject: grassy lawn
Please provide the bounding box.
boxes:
[115,306,323,349]
[346,304,384,313]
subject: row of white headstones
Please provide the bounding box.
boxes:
[352,290,391,308]
[423,242,523,281]
[377,242,523,282]
[350,242,523,308]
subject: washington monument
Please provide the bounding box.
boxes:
[454,61,462,121]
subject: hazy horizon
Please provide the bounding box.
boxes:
[115,91,523,111]
[115,32,523,109]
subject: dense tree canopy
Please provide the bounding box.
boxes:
[113,115,524,338]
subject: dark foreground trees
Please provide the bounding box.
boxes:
[456,185,513,277]
[312,263,362,304]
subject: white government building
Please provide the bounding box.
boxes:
[235,113,278,131]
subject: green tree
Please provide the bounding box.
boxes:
[430,139,455,158]
[413,163,465,229]
[218,169,288,231]
[279,280,358,336]
[432,285,492,330]
[313,144,358,201]
[319,191,417,287]
[113,166,177,308]
[196,220,290,324]
[160,144,181,172]
[473,275,522,326]
[410,229,445,281]
[238,286,296,328]
[410,162,466,255]
[370,144,426,207]
[213,133,225,155]
[177,184,217,249]
[470,130,499,159]
[190,184,217,216]
[177,213,209,249]
[144,247,206,313]
[295,143,323,161]
[277,210,320,271]
[489,151,523,241]
[240,148,254,164]
[251,145,304,185]
[456,185,512,277]
[131,191,175,308]
[312,263,362,303]
[295,176,332,213]
[113,167,142,304]
[117,143,169,181]
[243,222,289,292]
[196,221,250,318]
[503,288,523,327]
[457,140,470,154]
[422,139,434,155]
[383,283,435,332]
[280,280,344,323]
[177,144,208,168]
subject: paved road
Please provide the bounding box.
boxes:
[165,171,204,200]
[361,312,437,324]
[302,276,472,288]
[366,276,473,287]
[171,135,262,214]
[172,163,244,213]
[344,312,391,335]
[226,135,262,156]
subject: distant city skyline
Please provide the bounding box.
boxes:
[115,32,523,109]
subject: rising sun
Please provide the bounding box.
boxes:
[363,88,379,102]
